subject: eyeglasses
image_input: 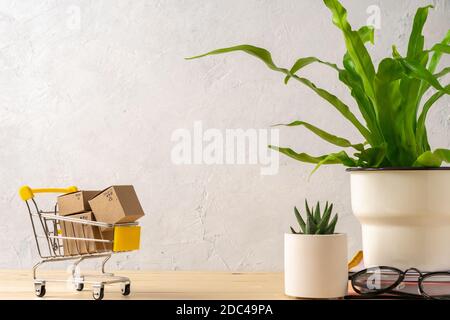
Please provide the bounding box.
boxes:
[349,266,450,300]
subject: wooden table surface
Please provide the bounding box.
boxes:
[0,270,354,300]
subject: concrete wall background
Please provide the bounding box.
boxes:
[0,0,448,270]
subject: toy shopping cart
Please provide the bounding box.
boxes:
[19,186,141,300]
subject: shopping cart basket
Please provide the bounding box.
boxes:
[19,185,141,300]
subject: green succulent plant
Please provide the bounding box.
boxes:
[291,200,338,235]
[187,0,450,172]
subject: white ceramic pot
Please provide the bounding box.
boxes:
[284,233,348,299]
[349,168,450,271]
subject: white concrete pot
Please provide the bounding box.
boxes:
[284,233,348,299]
[349,168,450,271]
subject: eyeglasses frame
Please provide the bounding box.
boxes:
[350,266,450,300]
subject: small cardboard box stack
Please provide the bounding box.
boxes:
[58,186,144,256]
[58,190,108,255]
[60,212,114,254]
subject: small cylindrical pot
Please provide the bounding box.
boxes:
[349,168,450,271]
[284,233,348,299]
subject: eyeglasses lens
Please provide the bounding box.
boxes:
[353,268,401,294]
[421,274,450,299]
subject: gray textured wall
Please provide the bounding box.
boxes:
[0,0,449,270]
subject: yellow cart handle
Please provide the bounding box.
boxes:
[19,185,78,201]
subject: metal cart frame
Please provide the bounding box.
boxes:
[19,186,139,300]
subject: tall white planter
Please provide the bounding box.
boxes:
[284,233,348,299]
[349,168,450,271]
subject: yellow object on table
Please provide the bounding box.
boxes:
[348,250,363,270]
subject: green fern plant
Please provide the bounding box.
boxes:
[291,201,338,235]
[187,0,450,172]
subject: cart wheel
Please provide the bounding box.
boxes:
[35,284,46,298]
[121,283,131,296]
[93,286,104,300]
[75,283,84,291]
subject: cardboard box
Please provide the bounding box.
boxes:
[88,186,145,225]
[57,191,100,216]
[60,220,76,256]
[60,212,113,255]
